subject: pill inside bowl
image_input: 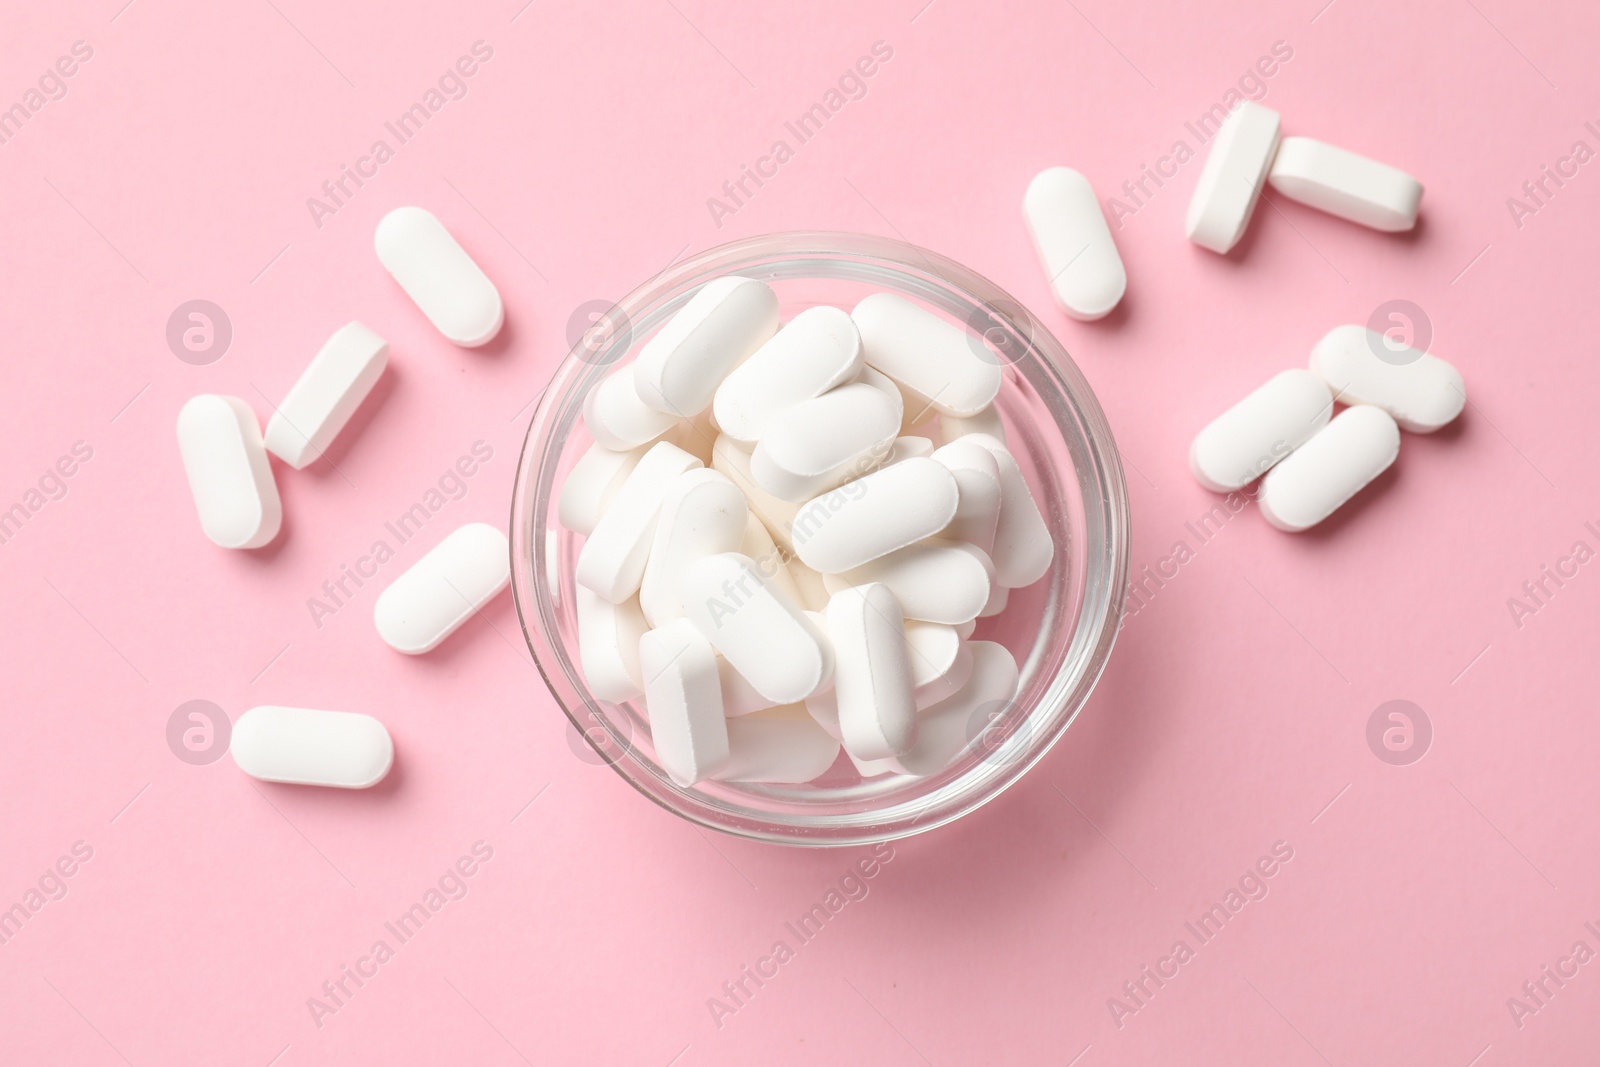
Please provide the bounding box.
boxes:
[553,274,1057,788]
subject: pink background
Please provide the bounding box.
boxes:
[3,0,1598,1063]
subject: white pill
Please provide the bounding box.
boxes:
[852,293,1001,417]
[786,559,831,611]
[914,637,974,711]
[965,434,1052,588]
[634,276,779,417]
[803,609,837,696]
[826,540,994,625]
[683,553,831,704]
[263,322,388,469]
[576,587,648,703]
[719,657,779,717]
[640,620,728,785]
[374,522,510,653]
[826,584,917,761]
[940,406,1006,446]
[576,441,702,603]
[751,381,900,501]
[738,511,804,607]
[1023,167,1127,321]
[712,434,799,553]
[932,439,1002,553]
[1186,101,1282,254]
[670,407,720,466]
[903,620,963,688]
[1310,324,1465,433]
[979,583,1009,618]
[1268,137,1422,233]
[713,305,862,444]
[232,706,394,789]
[850,753,902,778]
[1259,405,1400,532]
[954,618,977,640]
[1189,369,1333,492]
[714,705,841,784]
[559,441,644,536]
[640,469,748,625]
[895,641,1020,777]
[855,365,907,426]
[790,458,958,573]
[583,364,681,451]
[374,206,503,346]
[176,395,282,550]
[886,435,936,463]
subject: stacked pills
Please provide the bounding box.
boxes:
[560,280,1054,786]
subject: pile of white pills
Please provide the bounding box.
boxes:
[175,207,514,789]
[561,280,1053,786]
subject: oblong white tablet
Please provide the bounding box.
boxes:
[634,276,779,417]
[264,322,389,469]
[714,705,841,784]
[713,305,862,444]
[640,469,748,624]
[1310,324,1465,433]
[826,540,994,625]
[176,395,282,550]
[640,619,728,786]
[232,706,393,788]
[576,588,648,703]
[786,559,831,611]
[914,637,974,711]
[576,441,702,603]
[1186,101,1282,254]
[932,439,1002,553]
[939,405,1006,446]
[904,620,963,689]
[1189,369,1333,492]
[751,381,900,501]
[895,641,1020,777]
[965,434,1052,588]
[374,207,503,346]
[583,364,681,451]
[712,434,799,553]
[852,293,1002,417]
[682,553,831,704]
[737,510,803,607]
[790,458,958,574]
[1259,405,1400,532]
[374,522,510,653]
[1268,137,1422,233]
[1023,167,1127,321]
[719,657,779,717]
[826,584,916,761]
[559,441,645,535]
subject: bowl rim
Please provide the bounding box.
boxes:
[510,230,1131,846]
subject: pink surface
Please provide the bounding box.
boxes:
[2,0,1597,1063]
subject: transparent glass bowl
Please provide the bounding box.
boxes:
[511,231,1130,846]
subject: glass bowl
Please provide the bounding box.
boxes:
[510,231,1130,846]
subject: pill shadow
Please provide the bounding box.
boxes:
[466,312,517,359]
[1292,459,1402,542]
[310,361,401,473]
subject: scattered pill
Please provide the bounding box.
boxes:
[576,441,702,603]
[791,457,958,574]
[263,322,388,469]
[853,293,1002,417]
[826,540,994,625]
[176,395,282,550]
[1268,137,1422,233]
[713,305,861,444]
[714,705,842,784]
[640,619,729,785]
[895,641,1020,777]
[1023,167,1127,321]
[1310,324,1464,433]
[584,363,682,451]
[966,434,1052,588]
[932,439,1002,553]
[1259,405,1400,532]
[1190,369,1333,492]
[576,587,648,703]
[751,381,900,501]
[374,206,503,346]
[640,469,748,625]
[559,441,645,536]
[683,553,832,704]
[374,522,510,653]
[232,706,393,789]
[1186,102,1282,254]
[826,583,917,761]
[634,276,779,417]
